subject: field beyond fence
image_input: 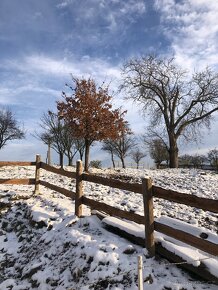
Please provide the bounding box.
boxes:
[0,154,218,283]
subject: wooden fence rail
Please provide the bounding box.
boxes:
[40,162,76,179]
[0,156,218,265]
[155,221,218,256]
[0,159,37,186]
[82,196,145,225]
[39,180,75,199]
[82,172,142,193]
[153,186,218,213]
[0,161,36,166]
[0,178,35,185]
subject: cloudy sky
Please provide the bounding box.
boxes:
[0,0,218,166]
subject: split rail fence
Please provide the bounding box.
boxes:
[0,155,218,282]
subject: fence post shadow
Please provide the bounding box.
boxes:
[34,154,41,194]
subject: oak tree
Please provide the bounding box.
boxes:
[58,77,127,171]
[121,55,218,168]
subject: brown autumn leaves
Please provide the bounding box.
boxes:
[57,77,128,171]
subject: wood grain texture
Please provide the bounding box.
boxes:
[83,196,145,224]
[0,161,35,166]
[142,178,155,257]
[82,173,142,193]
[153,185,218,213]
[0,178,35,185]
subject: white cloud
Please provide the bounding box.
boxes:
[155,0,218,70]
[57,0,146,36]
[4,54,121,85]
[56,1,71,9]
[6,55,79,77]
[0,140,47,162]
[0,83,60,106]
[119,0,146,15]
[0,54,125,131]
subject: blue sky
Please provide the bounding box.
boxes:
[0,0,218,166]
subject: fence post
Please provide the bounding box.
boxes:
[34,154,41,194]
[142,177,155,257]
[138,255,144,290]
[75,160,83,217]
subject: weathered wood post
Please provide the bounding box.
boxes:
[75,160,83,217]
[142,177,155,257]
[34,154,41,194]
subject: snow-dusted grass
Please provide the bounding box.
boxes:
[0,165,217,289]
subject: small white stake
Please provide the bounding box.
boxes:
[138,255,144,290]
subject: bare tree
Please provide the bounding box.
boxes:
[37,111,68,168]
[61,127,78,166]
[179,153,206,168]
[142,128,169,169]
[103,130,136,168]
[148,139,169,169]
[208,148,218,171]
[131,148,146,169]
[178,154,192,168]
[37,131,53,165]
[75,139,85,161]
[37,113,84,167]
[121,55,218,168]
[190,154,205,169]
[0,108,25,149]
[101,140,116,168]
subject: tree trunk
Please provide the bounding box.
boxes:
[59,152,64,169]
[120,156,125,168]
[68,156,73,166]
[156,162,160,169]
[79,149,84,161]
[136,161,139,169]
[111,152,115,168]
[169,135,179,168]
[84,140,90,172]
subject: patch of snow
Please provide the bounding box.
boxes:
[0,165,217,289]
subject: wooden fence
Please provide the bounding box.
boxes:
[1,155,218,266]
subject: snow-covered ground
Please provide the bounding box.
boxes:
[0,165,217,290]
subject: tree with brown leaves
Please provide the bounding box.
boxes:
[58,77,127,171]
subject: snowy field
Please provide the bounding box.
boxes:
[0,165,217,290]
